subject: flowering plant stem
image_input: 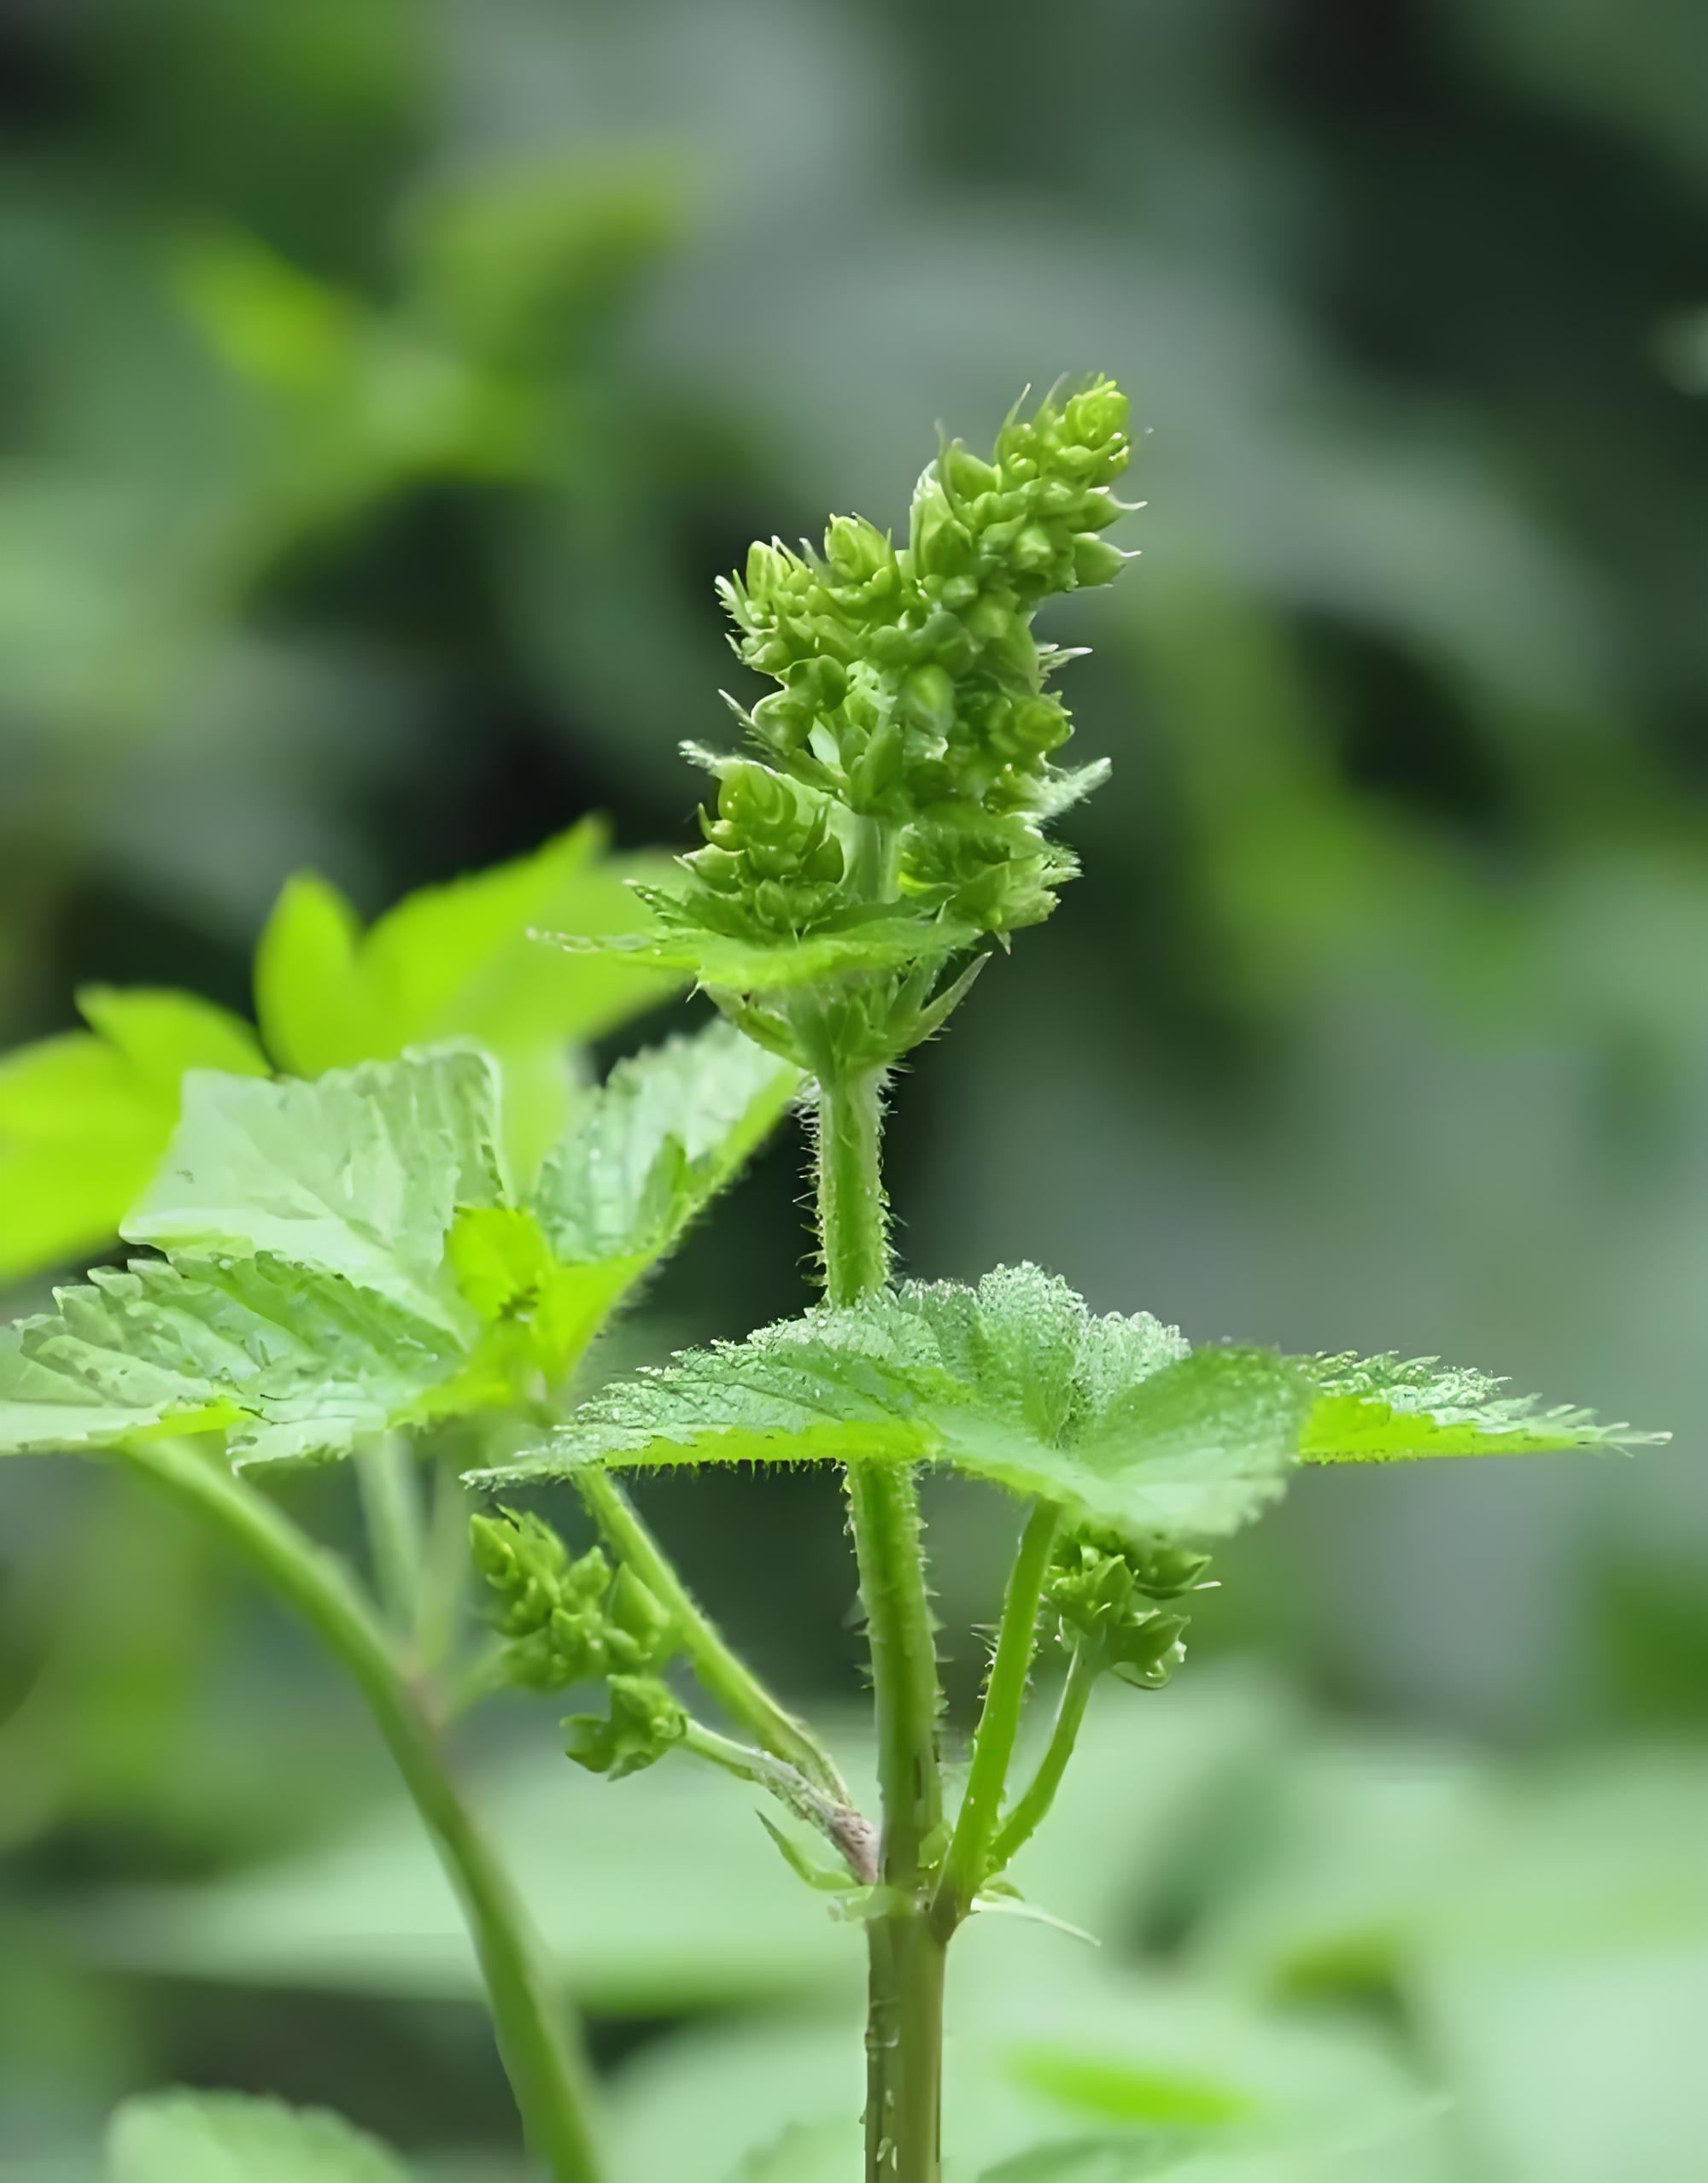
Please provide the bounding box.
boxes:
[121,1435,605,2183]
[987,1637,1101,1871]
[933,1497,1061,1932]
[816,1060,947,2183]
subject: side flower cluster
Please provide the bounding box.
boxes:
[1044,1531,1212,1689]
[471,1509,686,1777]
[664,379,1135,972]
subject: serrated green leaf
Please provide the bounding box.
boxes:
[548,893,980,997]
[534,1020,799,1264]
[106,2089,411,2183]
[0,992,267,1282]
[484,1266,1302,1540]
[1296,1353,1661,1462]
[1,832,688,1283]
[0,1257,467,1462]
[3,1029,796,1466]
[124,1051,508,1333]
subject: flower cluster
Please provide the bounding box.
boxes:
[667,378,1135,969]
[471,1508,688,1776]
[562,1673,687,1780]
[470,1509,675,1691]
[1044,1531,1211,1690]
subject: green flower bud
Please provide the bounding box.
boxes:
[1063,379,1129,448]
[688,842,743,893]
[942,444,1002,500]
[751,877,794,929]
[912,492,974,577]
[1108,1612,1188,1690]
[1071,535,1126,588]
[472,1511,680,1694]
[824,512,892,583]
[1009,522,1057,575]
[717,763,795,841]
[797,654,849,709]
[564,1675,687,1780]
[898,664,956,739]
[1044,1530,1207,1694]
[848,717,906,811]
[750,690,813,754]
[605,1563,676,1671]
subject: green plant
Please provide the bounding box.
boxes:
[0,383,1658,2183]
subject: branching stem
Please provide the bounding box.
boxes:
[987,1637,1101,1876]
[123,1437,605,2183]
[932,1497,1060,1934]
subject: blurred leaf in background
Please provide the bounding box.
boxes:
[3,0,1706,2174]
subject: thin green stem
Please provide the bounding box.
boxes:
[986,1638,1101,1877]
[933,1497,1060,1934]
[576,1468,849,1804]
[123,1438,605,2183]
[815,1059,945,2183]
[354,1432,425,1631]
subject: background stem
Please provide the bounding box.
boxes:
[933,1497,1059,1932]
[124,1437,605,2183]
[816,1059,945,2183]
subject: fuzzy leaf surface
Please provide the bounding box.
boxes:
[549,890,980,997]
[0,1257,472,1462]
[1296,1353,1660,1461]
[0,1029,797,1465]
[533,1019,799,1264]
[124,1051,508,1332]
[483,1265,1304,1540]
[107,2089,412,2183]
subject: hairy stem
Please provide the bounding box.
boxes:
[987,1638,1101,1876]
[682,1721,878,1883]
[816,1058,945,2183]
[124,1437,605,2183]
[354,1432,424,1631]
[576,1467,848,1803]
[933,1497,1060,1934]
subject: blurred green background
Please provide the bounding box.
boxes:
[3,1,1705,2178]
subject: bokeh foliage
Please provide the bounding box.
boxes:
[1,0,1704,2174]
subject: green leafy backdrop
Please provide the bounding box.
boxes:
[1,0,1704,2176]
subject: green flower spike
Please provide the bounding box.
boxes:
[471,1508,677,1693]
[557,378,1138,1045]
